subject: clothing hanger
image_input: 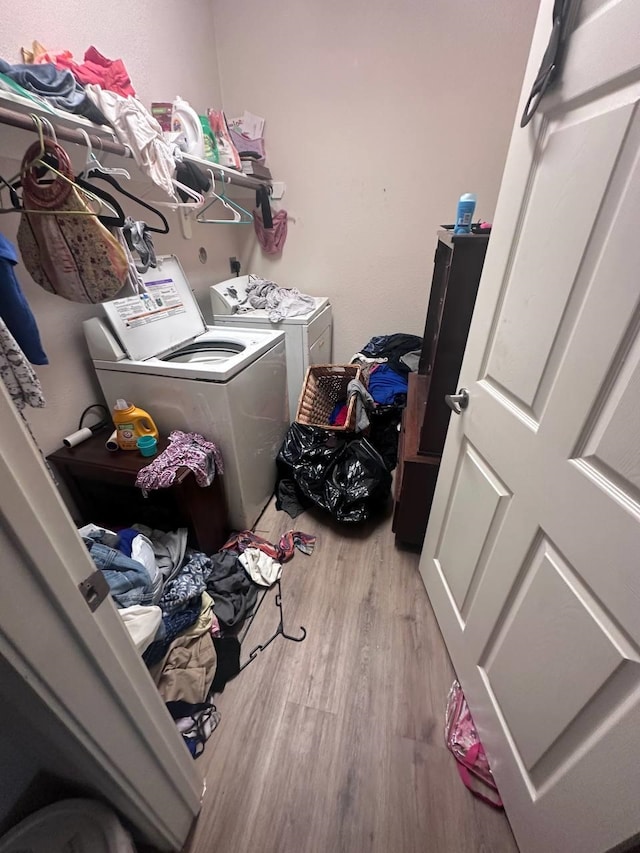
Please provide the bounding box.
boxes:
[1,116,121,218]
[215,168,254,223]
[77,129,131,180]
[152,178,205,211]
[196,169,254,225]
[74,128,169,232]
[73,175,127,227]
[196,170,241,224]
[79,171,170,234]
[1,151,125,225]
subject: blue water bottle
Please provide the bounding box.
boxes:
[454,193,477,234]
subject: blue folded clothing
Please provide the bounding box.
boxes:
[0,234,47,365]
[0,59,108,124]
[368,364,408,406]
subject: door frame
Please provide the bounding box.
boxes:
[0,379,202,850]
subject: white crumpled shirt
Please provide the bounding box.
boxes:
[85,84,176,198]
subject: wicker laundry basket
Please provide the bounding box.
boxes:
[295,364,362,431]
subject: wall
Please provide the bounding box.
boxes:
[0,2,537,451]
[212,0,538,362]
[0,0,239,455]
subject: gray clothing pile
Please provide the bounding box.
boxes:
[238,278,315,323]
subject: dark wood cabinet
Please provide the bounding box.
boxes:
[48,431,229,555]
[393,231,489,546]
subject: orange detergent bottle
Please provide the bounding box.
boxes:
[112,399,159,450]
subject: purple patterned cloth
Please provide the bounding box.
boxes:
[135,430,224,490]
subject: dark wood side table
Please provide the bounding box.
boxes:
[48,431,229,555]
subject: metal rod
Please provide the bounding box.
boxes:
[0,105,128,157]
[0,103,267,191]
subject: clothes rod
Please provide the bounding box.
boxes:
[0,105,129,157]
[0,104,269,191]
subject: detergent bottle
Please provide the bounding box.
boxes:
[112,399,159,450]
[171,96,205,158]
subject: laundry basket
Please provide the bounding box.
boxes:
[295,364,362,431]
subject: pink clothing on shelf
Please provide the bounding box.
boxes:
[32,45,136,98]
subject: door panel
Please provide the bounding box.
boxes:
[579,339,640,497]
[419,2,640,850]
[434,443,511,619]
[481,533,638,774]
[485,103,634,416]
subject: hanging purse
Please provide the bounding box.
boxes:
[17,138,129,303]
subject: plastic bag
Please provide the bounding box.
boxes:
[277,423,391,522]
[368,404,403,471]
[445,680,503,808]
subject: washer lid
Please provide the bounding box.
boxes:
[102,255,206,361]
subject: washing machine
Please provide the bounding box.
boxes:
[211,275,332,418]
[83,256,288,532]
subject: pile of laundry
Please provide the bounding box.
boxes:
[0,43,134,127]
[1,43,179,199]
[276,332,422,522]
[236,277,315,323]
[325,333,422,430]
[352,333,422,405]
[81,523,315,758]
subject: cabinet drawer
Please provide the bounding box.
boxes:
[309,324,332,365]
[307,305,332,347]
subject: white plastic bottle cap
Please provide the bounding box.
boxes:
[114,399,129,410]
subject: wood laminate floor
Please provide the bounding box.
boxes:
[185,500,518,853]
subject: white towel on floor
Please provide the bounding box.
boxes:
[239,548,282,587]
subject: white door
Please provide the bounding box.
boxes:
[0,380,202,850]
[419,2,640,852]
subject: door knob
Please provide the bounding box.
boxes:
[445,388,469,415]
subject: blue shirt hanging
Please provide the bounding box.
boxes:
[0,233,48,364]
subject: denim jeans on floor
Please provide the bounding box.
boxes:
[84,539,155,608]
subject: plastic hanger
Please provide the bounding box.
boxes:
[77,129,131,180]
[215,168,254,223]
[81,171,170,234]
[75,128,169,231]
[196,168,254,224]
[152,178,205,211]
[0,116,121,218]
[74,176,127,227]
[196,170,241,224]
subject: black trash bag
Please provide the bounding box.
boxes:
[276,423,391,523]
[368,404,403,471]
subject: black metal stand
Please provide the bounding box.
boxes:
[239,577,307,671]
